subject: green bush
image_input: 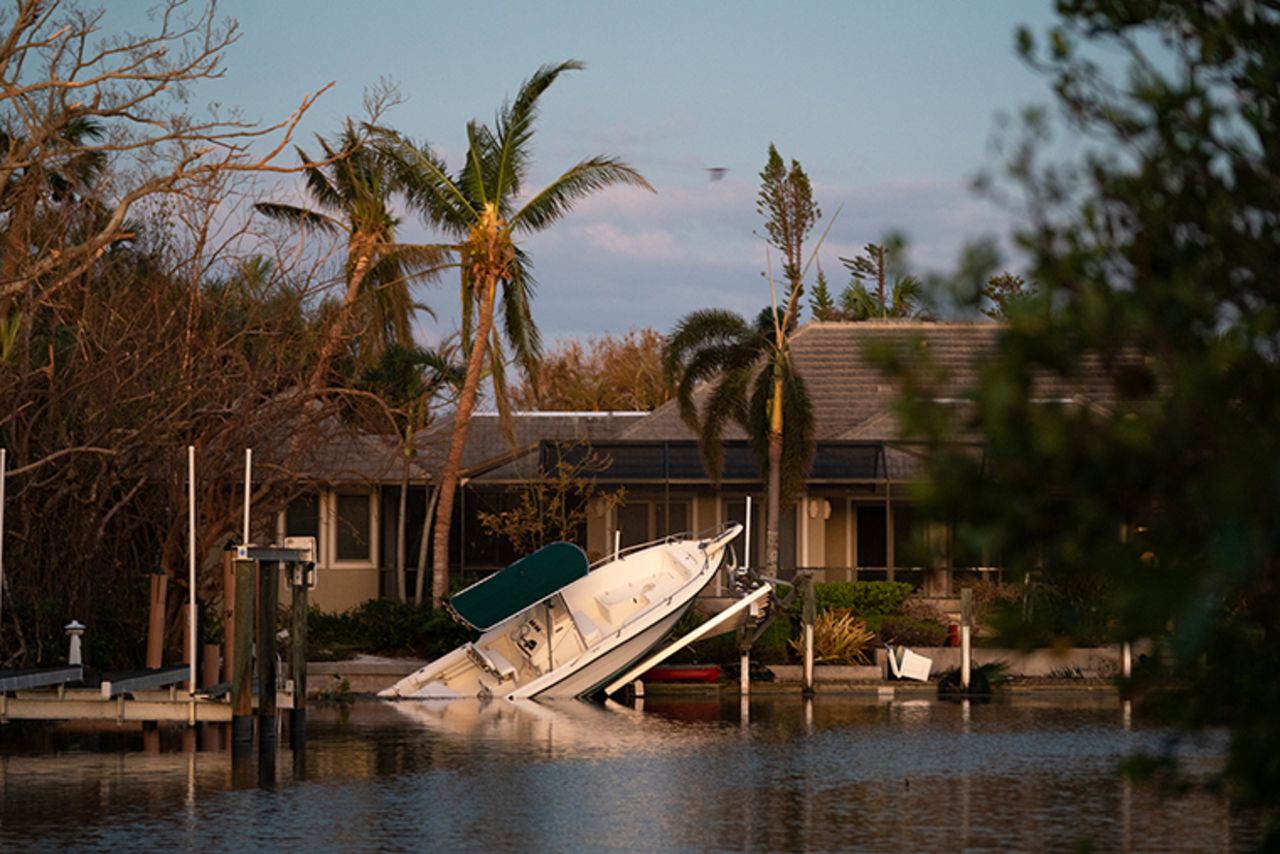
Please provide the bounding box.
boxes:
[307,599,475,660]
[787,581,915,620]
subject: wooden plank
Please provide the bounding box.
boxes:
[100,665,190,699]
[0,666,82,692]
[2,695,232,723]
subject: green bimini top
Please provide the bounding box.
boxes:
[449,541,590,631]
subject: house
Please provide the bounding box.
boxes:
[286,321,1121,612]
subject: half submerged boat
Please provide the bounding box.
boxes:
[381,523,754,701]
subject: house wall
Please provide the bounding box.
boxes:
[311,566,381,612]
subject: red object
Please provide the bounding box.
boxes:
[640,664,723,683]
[947,624,961,647]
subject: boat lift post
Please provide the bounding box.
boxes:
[740,497,752,698]
[1,448,6,631]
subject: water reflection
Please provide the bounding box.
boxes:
[0,695,1259,852]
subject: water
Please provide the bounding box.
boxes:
[0,694,1260,852]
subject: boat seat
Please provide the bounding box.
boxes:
[572,610,602,645]
[595,588,649,624]
[466,643,517,681]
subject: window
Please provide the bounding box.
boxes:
[855,505,887,568]
[335,492,372,562]
[615,497,691,550]
[285,494,322,564]
[724,497,795,572]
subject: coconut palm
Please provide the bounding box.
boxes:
[380,60,653,605]
[255,120,449,384]
[663,306,815,573]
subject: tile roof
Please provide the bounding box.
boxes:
[621,320,1122,443]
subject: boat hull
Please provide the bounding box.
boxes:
[380,525,741,702]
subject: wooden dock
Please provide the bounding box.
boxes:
[0,687,296,724]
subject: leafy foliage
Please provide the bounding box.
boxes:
[511,329,672,411]
[837,235,932,321]
[308,600,474,661]
[476,443,624,555]
[890,1,1280,837]
[796,581,916,617]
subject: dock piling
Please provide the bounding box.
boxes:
[801,574,815,696]
[231,558,255,751]
[289,566,308,748]
[257,560,279,746]
[960,588,972,691]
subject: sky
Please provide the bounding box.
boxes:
[127,1,1066,343]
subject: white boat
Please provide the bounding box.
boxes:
[380,523,749,701]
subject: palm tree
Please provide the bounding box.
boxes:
[255,120,449,385]
[380,60,653,605]
[838,237,931,320]
[663,306,814,574]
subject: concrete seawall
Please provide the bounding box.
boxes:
[309,646,1131,697]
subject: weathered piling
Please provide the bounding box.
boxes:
[961,588,972,691]
[802,574,815,696]
[145,567,169,669]
[289,566,309,748]
[257,560,279,747]
[231,558,255,752]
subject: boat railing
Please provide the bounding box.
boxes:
[587,521,742,572]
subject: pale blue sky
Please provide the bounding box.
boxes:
[132,1,1065,341]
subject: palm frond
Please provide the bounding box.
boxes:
[379,242,456,276]
[371,128,476,233]
[513,156,653,233]
[462,120,494,212]
[663,309,751,381]
[487,330,516,444]
[746,357,815,505]
[499,249,542,381]
[696,367,753,483]
[253,202,344,235]
[493,60,584,203]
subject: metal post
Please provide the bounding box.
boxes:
[258,560,279,747]
[960,587,972,691]
[242,448,252,546]
[0,447,6,628]
[231,558,255,751]
[802,574,815,696]
[290,572,308,749]
[188,445,197,694]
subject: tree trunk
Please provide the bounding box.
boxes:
[306,249,371,391]
[414,483,439,606]
[430,277,499,606]
[765,372,785,574]
[396,450,409,602]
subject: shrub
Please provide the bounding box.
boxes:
[307,599,475,660]
[878,615,948,647]
[791,608,875,664]
[787,581,915,620]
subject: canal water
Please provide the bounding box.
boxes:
[0,693,1260,852]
